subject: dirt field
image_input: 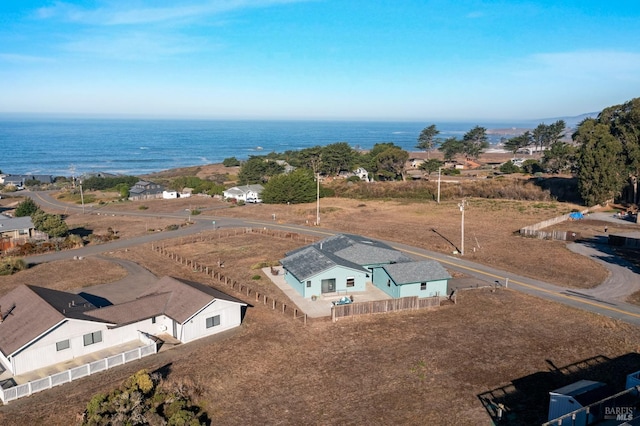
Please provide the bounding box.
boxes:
[0,257,127,295]
[32,189,610,289]
[0,233,639,425]
[2,165,638,424]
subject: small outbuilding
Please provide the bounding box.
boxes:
[372,260,451,298]
[548,380,609,424]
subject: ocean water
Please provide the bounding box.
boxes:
[0,118,535,177]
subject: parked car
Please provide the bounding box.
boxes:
[246,197,262,203]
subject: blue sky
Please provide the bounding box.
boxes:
[1,0,639,121]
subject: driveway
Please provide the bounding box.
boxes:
[568,238,640,301]
[77,255,159,305]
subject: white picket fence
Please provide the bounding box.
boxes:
[0,343,157,404]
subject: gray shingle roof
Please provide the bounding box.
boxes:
[285,233,412,266]
[334,245,412,265]
[0,216,34,232]
[382,261,451,285]
[280,246,366,281]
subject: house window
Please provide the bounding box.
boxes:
[83,331,102,346]
[420,282,427,291]
[306,281,312,288]
[206,315,221,329]
[346,277,355,287]
[56,339,70,351]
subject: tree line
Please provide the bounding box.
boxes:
[574,98,640,206]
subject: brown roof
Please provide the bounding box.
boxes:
[84,292,171,326]
[85,276,246,325]
[133,276,246,323]
[0,277,246,357]
[0,285,100,357]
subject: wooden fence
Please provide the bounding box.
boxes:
[152,228,315,325]
[519,209,589,241]
[331,295,445,322]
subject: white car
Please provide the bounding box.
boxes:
[246,197,262,203]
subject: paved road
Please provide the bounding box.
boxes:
[21,191,640,327]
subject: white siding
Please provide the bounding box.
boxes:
[181,301,242,343]
[12,320,111,375]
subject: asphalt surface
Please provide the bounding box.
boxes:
[20,190,640,327]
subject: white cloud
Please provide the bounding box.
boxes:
[35,0,310,26]
[62,32,213,60]
[0,53,53,64]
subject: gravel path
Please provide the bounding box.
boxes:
[568,240,640,301]
[566,211,640,301]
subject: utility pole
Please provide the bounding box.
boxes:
[316,172,320,226]
[458,199,467,255]
[437,167,441,204]
[80,183,85,214]
[310,155,322,226]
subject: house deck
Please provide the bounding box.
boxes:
[263,266,391,318]
[0,340,148,387]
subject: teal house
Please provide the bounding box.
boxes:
[280,234,450,299]
[371,260,451,298]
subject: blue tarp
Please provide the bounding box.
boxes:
[569,212,584,220]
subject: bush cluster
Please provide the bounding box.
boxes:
[83,369,209,426]
[0,258,27,276]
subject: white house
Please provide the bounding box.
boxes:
[353,167,370,182]
[0,277,246,376]
[223,184,264,202]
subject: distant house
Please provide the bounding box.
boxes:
[274,160,296,174]
[410,158,425,169]
[223,184,264,203]
[162,190,178,199]
[0,276,246,377]
[0,175,54,189]
[128,180,164,201]
[0,215,38,251]
[280,233,449,299]
[353,167,370,182]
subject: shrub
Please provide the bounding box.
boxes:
[0,258,27,275]
[82,370,209,426]
[222,156,241,167]
[252,274,261,280]
[499,161,522,174]
[14,198,39,217]
[138,205,149,210]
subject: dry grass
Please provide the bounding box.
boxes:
[215,196,609,288]
[1,265,639,425]
[1,173,635,424]
[0,257,126,296]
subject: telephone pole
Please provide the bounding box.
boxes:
[458,199,467,255]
